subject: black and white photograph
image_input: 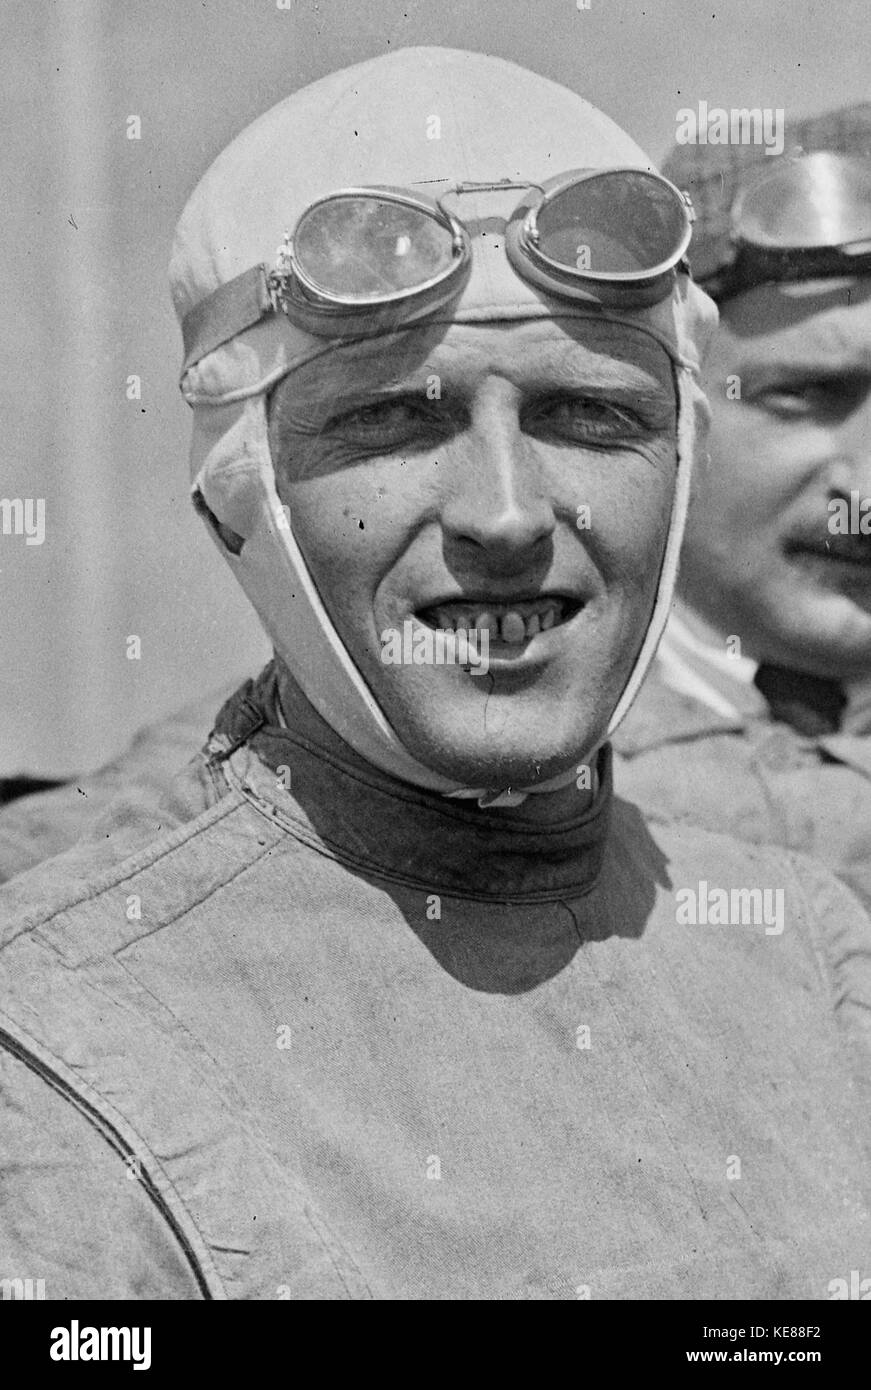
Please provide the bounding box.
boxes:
[1,0,870,1345]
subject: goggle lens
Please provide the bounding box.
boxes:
[180,170,694,370]
[534,170,690,276]
[293,195,458,298]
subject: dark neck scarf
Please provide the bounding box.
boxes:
[753,663,847,736]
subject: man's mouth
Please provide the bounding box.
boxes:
[788,538,871,569]
[415,595,582,646]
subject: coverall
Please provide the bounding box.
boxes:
[1,664,869,1299]
[614,649,871,915]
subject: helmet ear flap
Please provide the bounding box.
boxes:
[192,486,246,556]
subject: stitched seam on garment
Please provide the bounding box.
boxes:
[0,1011,225,1300]
[778,850,833,998]
[786,849,871,1037]
[0,792,249,945]
[98,954,375,1300]
[242,726,609,838]
[223,761,604,904]
[107,834,284,945]
[733,763,792,847]
[757,852,871,1151]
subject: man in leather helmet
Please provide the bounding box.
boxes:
[1,52,869,1300]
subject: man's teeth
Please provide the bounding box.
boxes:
[424,599,567,644]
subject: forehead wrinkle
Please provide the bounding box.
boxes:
[282,321,672,411]
[280,338,436,412]
[500,336,672,395]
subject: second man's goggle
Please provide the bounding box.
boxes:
[702,152,871,301]
[180,168,695,372]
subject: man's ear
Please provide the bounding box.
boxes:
[192,487,245,555]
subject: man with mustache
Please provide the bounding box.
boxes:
[615,106,871,913]
[0,51,869,1300]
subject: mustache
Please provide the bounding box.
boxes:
[786,528,871,565]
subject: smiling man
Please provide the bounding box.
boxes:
[1,51,870,1301]
[615,106,871,913]
[264,317,678,798]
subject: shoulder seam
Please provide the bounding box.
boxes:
[0,791,251,944]
[0,1016,225,1299]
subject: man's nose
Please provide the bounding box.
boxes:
[439,379,555,563]
[827,389,871,500]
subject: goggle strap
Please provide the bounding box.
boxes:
[180,169,695,372]
[182,265,273,375]
[706,242,871,301]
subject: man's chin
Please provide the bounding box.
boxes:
[753,593,871,680]
[361,661,615,788]
[413,749,579,791]
[382,713,599,791]
[786,552,871,612]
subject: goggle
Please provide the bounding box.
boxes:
[181,168,695,372]
[703,151,871,301]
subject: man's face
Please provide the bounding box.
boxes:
[268,318,677,787]
[680,278,871,679]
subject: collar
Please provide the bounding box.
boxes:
[209,662,613,901]
[655,604,763,723]
[614,660,744,757]
[660,602,871,735]
[617,605,871,772]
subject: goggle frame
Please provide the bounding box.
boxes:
[181,168,697,372]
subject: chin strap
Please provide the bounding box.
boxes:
[444,761,589,808]
[272,666,586,807]
[198,363,700,813]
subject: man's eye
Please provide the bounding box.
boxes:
[528,397,653,443]
[754,387,816,417]
[327,398,433,444]
[753,381,855,419]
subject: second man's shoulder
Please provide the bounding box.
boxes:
[0,747,278,957]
